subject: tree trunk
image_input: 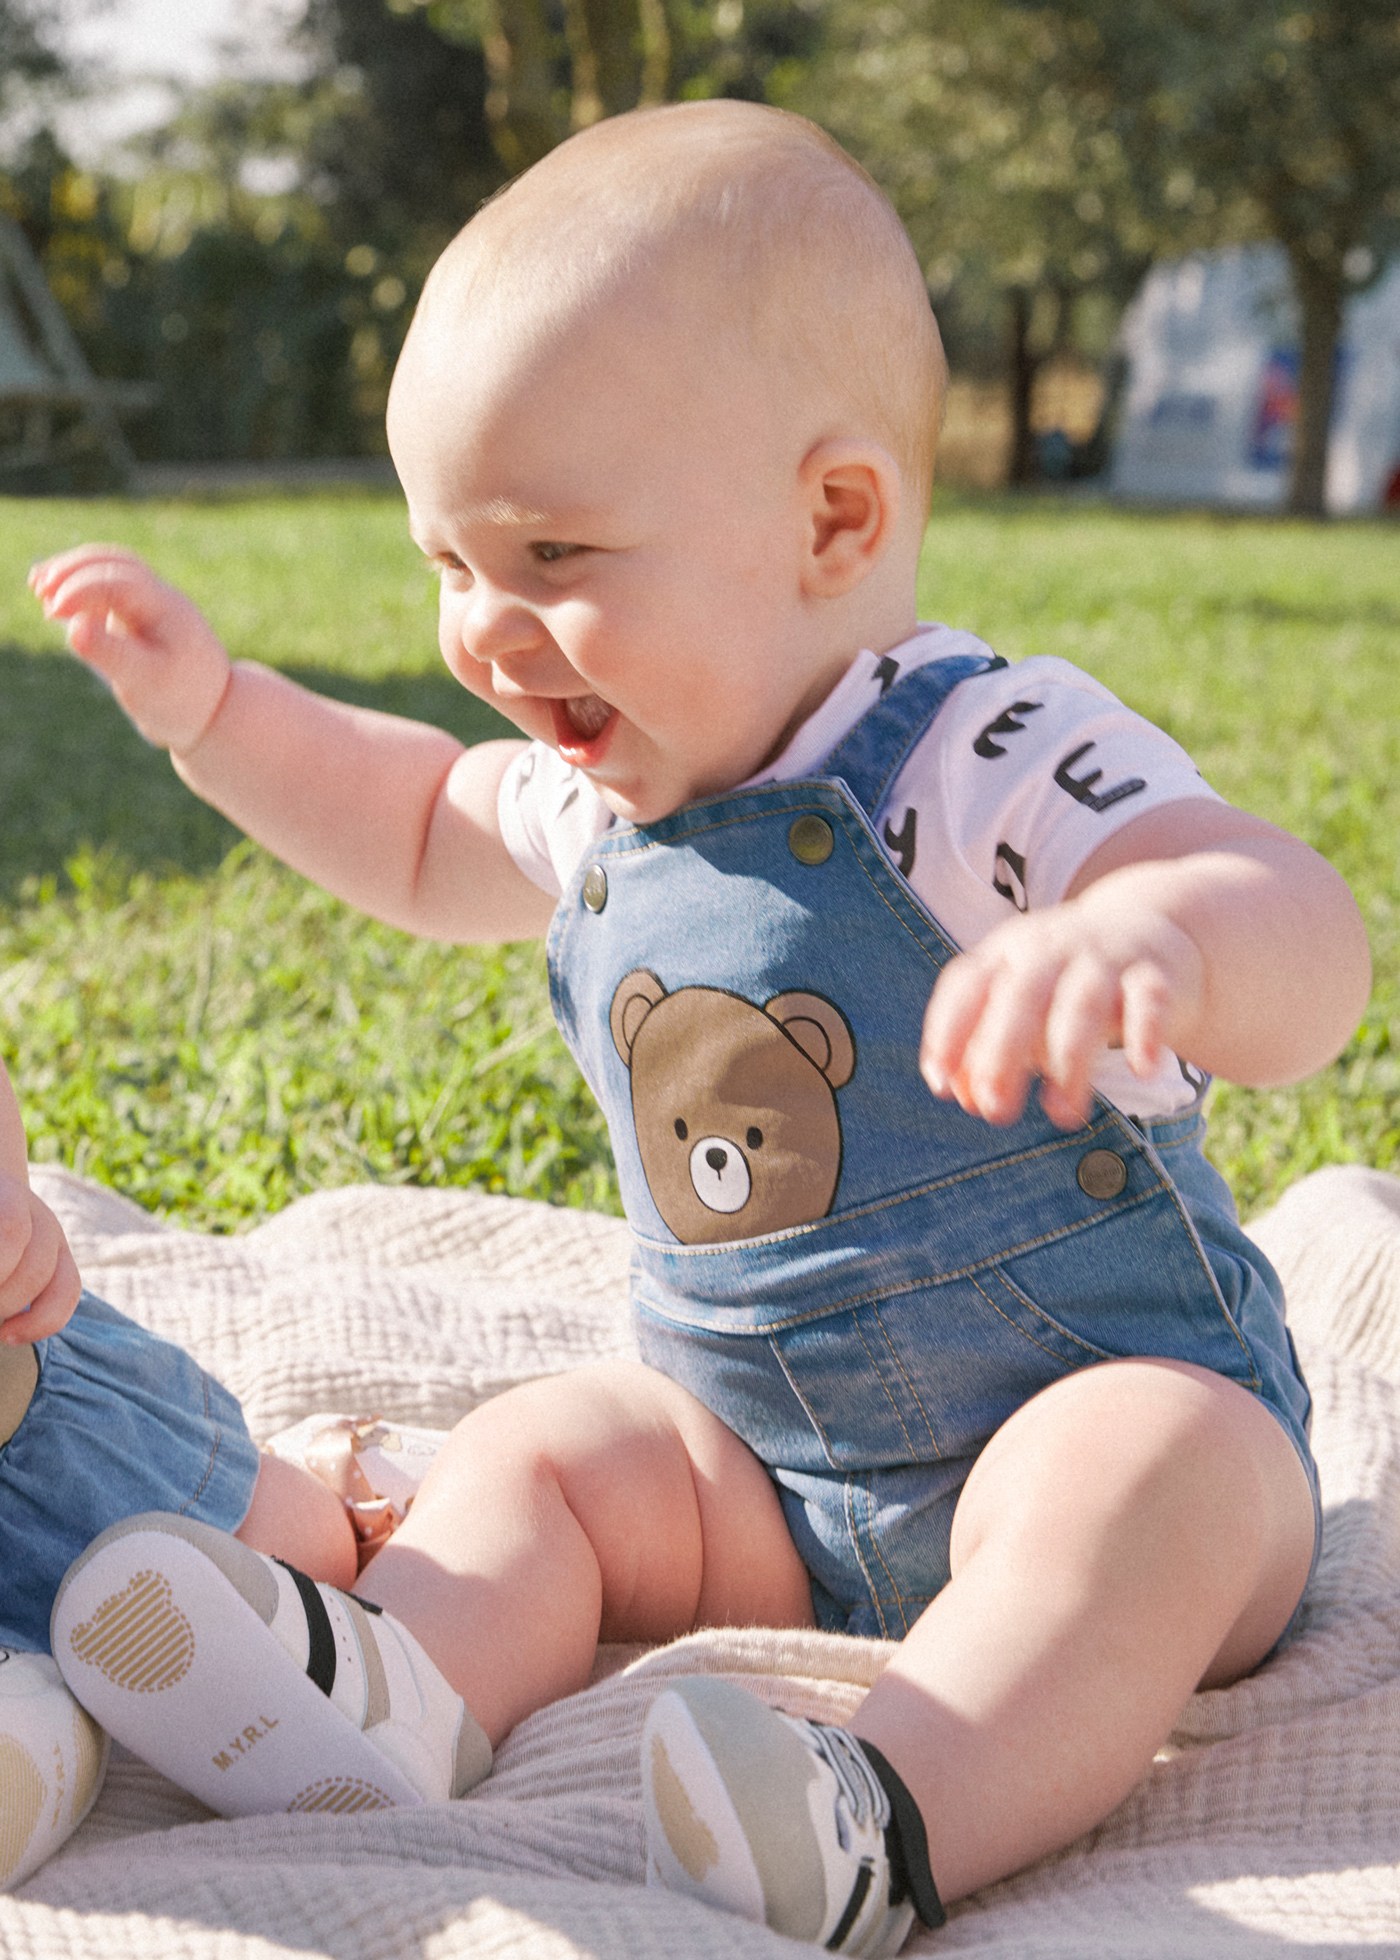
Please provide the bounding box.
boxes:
[480,0,563,174]
[1006,286,1040,487]
[566,0,672,127]
[1286,251,1344,518]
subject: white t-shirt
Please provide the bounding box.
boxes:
[498,625,1221,1117]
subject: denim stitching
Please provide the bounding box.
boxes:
[632,1182,1171,1330]
[767,1335,841,1472]
[631,1110,1154,1261]
[846,1474,895,1640]
[178,1372,222,1516]
[851,1311,920,1459]
[868,1301,943,1457]
[970,1270,1116,1367]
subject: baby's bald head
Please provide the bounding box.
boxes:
[396,101,945,518]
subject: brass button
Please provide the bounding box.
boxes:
[788,815,834,866]
[581,864,608,913]
[1077,1149,1128,1200]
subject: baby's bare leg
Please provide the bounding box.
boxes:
[355,1360,814,1743]
[235,1451,359,1588]
[850,1359,1316,1905]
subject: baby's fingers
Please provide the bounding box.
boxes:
[0,1193,81,1343]
[921,952,995,1099]
[29,541,151,603]
[36,554,176,644]
[1040,954,1124,1128]
[1118,959,1173,1080]
[924,950,1051,1124]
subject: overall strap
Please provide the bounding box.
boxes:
[821,652,1005,819]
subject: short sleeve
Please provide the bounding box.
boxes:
[879,656,1221,945]
[497,742,614,898]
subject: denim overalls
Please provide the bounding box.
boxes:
[548,654,1316,1638]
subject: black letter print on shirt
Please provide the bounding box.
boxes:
[992,842,1029,911]
[883,807,917,878]
[1053,743,1147,814]
[974,700,1044,758]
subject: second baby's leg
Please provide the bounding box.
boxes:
[235,1451,360,1589]
[355,1360,816,1744]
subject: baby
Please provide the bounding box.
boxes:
[31,101,1368,1953]
[0,1051,367,1650]
[0,1043,455,1880]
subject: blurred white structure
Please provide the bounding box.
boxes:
[1111,245,1400,514]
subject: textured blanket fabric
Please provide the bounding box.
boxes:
[6,1162,1400,1956]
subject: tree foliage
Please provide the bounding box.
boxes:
[783,0,1172,483]
[0,0,60,109]
[1050,0,1400,513]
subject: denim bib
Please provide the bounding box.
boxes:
[547,655,1314,1636]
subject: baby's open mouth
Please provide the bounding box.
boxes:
[562,694,613,740]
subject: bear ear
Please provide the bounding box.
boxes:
[764,991,856,1089]
[610,969,668,1065]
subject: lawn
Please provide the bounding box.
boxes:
[1,487,1396,1229]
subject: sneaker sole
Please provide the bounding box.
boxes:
[0,1653,108,1888]
[52,1515,421,1817]
[643,1682,783,1925]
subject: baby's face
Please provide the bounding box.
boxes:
[389,281,848,825]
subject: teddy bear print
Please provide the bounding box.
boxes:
[609,970,856,1245]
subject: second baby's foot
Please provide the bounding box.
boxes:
[264,1412,446,1569]
[0,1647,108,1889]
[50,1512,490,1817]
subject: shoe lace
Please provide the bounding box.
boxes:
[803,1721,891,1840]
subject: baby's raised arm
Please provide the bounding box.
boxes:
[922,796,1370,1130]
[30,546,553,945]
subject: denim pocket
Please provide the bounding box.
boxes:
[989,1197,1261,1392]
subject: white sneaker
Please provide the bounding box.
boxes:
[643,1677,939,1958]
[51,1512,490,1818]
[0,1647,108,1889]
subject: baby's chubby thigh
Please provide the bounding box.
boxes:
[946,1355,1318,1686]
[361,1360,813,1707]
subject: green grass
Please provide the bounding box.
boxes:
[1,486,1397,1228]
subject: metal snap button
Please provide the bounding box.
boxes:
[1077,1148,1128,1199]
[581,864,608,913]
[788,815,834,865]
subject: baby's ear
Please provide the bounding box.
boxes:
[797,439,901,597]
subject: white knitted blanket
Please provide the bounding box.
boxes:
[7,1162,1400,1956]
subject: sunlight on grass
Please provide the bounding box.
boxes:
[1,487,1396,1227]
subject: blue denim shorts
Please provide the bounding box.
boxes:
[634,1108,1321,1641]
[0,1291,259,1652]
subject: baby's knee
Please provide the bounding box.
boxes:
[954,1359,1291,1568]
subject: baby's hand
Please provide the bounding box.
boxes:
[0,1173,82,1344]
[920,886,1205,1130]
[29,545,231,752]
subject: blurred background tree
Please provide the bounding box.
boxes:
[1,0,1393,497]
[1050,0,1400,515]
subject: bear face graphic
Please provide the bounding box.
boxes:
[609,969,855,1245]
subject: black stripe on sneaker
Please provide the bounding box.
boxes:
[277,1561,337,1699]
[827,1859,873,1951]
[860,1740,947,1930]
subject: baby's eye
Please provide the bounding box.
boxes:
[531,541,584,565]
[433,551,468,577]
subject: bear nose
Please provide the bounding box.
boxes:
[689,1135,753,1215]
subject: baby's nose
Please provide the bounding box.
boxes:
[460,585,544,664]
